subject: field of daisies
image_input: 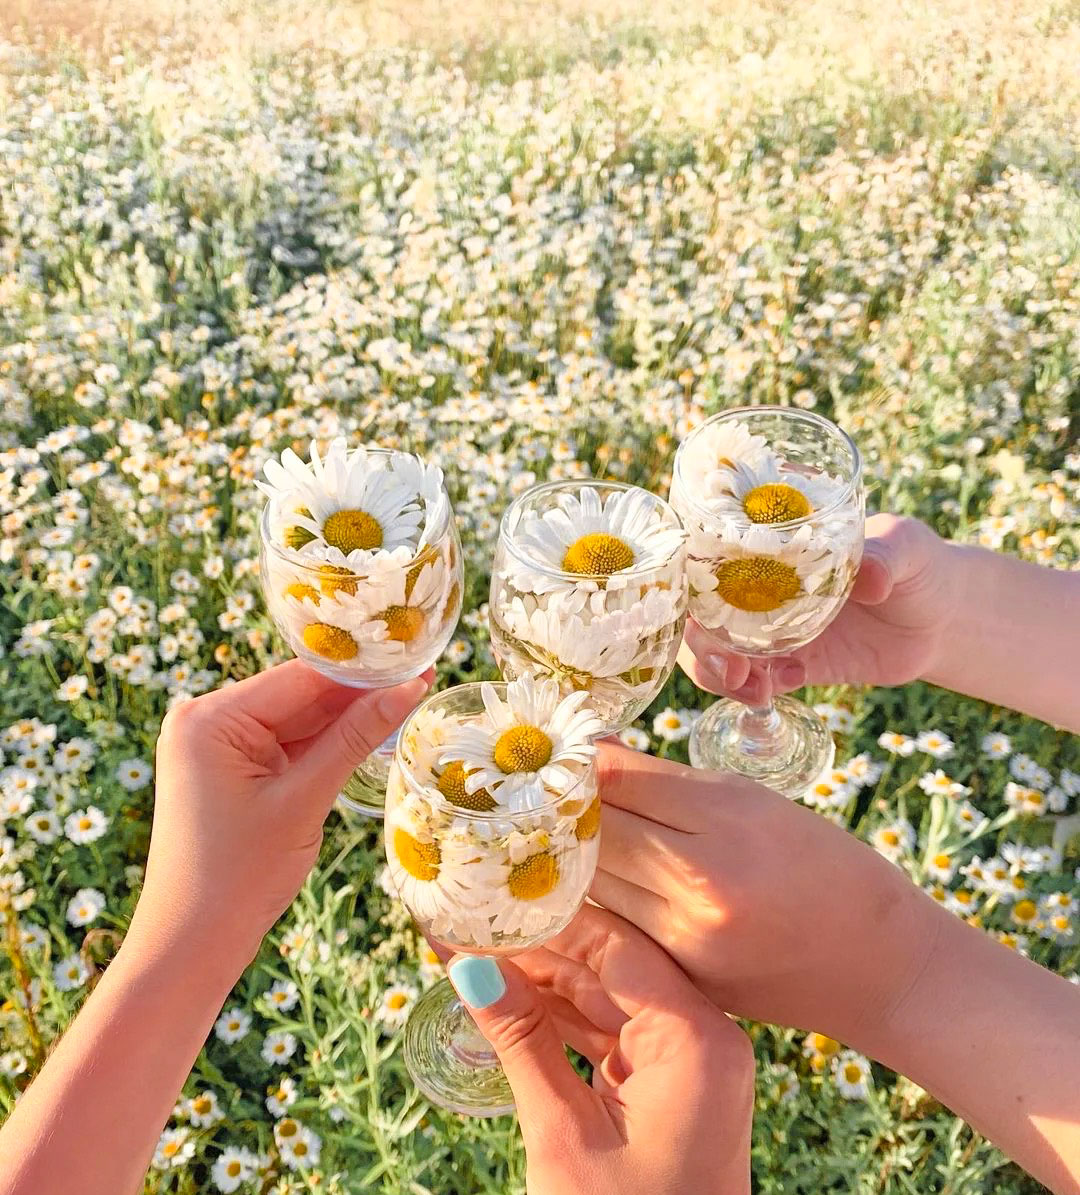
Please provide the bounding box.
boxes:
[2,0,1079,1190]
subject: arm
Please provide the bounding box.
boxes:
[0,920,250,1193]
[587,746,1080,1195]
[0,660,430,1195]
[925,541,1080,731]
[682,513,1080,732]
[868,910,1080,1195]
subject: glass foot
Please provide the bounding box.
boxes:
[336,730,398,819]
[402,979,515,1117]
[688,694,834,799]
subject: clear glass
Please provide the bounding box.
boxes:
[489,480,688,731]
[385,683,600,1116]
[258,454,463,818]
[671,406,864,796]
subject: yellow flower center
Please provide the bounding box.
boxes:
[810,1052,827,1074]
[809,1033,838,1055]
[318,564,358,597]
[163,1142,179,1158]
[193,1097,212,1115]
[493,725,553,774]
[78,817,92,831]
[1013,899,1037,923]
[226,1162,242,1177]
[405,545,439,599]
[278,1120,298,1138]
[575,797,602,841]
[507,852,560,901]
[393,827,441,881]
[378,604,425,643]
[881,830,899,847]
[742,482,812,524]
[322,508,383,553]
[954,890,973,905]
[714,556,801,612]
[933,853,950,869]
[284,524,316,549]
[293,1141,308,1157]
[302,623,358,661]
[386,992,408,1010]
[436,760,496,812]
[285,581,321,605]
[562,532,635,576]
[843,1063,863,1084]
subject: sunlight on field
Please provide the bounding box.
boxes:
[1,2,1078,1192]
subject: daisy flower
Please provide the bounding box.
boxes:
[833,1051,872,1099]
[66,887,105,927]
[915,730,954,759]
[261,1031,298,1065]
[153,1128,194,1170]
[1004,782,1047,817]
[186,1090,224,1127]
[685,522,838,651]
[266,979,300,1013]
[508,484,685,597]
[703,456,844,528]
[439,674,604,809]
[675,418,774,499]
[116,758,153,791]
[64,806,108,845]
[955,800,989,834]
[53,953,91,991]
[917,770,971,799]
[871,820,915,861]
[877,730,915,756]
[211,1147,258,1193]
[279,1125,321,1171]
[260,439,424,563]
[925,851,956,882]
[981,732,1012,758]
[617,727,650,751]
[653,707,692,743]
[375,983,418,1030]
[266,1076,298,1117]
[214,1007,252,1043]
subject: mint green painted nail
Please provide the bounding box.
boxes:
[448,956,505,1009]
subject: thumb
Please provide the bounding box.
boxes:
[447,955,597,1131]
[291,672,432,801]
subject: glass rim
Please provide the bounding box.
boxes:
[391,681,598,820]
[672,404,863,529]
[496,478,686,583]
[258,486,454,580]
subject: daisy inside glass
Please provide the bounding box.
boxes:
[671,407,864,655]
[257,440,462,687]
[489,479,688,729]
[384,677,602,955]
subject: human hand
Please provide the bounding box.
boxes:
[589,744,943,1058]
[129,660,431,968]
[446,904,753,1195]
[679,513,958,704]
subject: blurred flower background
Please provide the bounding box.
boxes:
[1,1,1078,1191]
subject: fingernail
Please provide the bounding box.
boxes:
[706,654,730,685]
[448,956,506,1009]
[777,661,805,688]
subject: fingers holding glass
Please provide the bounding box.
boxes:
[671,406,865,796]
[384,678,602,1116]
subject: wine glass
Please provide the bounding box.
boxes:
[386,678,602,1116]
[489,479,687,731]
[670,406,864,797]
[258,439,463,817]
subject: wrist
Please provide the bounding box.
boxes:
[123,897,260,995]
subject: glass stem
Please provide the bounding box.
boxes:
[733,660,787,760]
[447,996,499,1068]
